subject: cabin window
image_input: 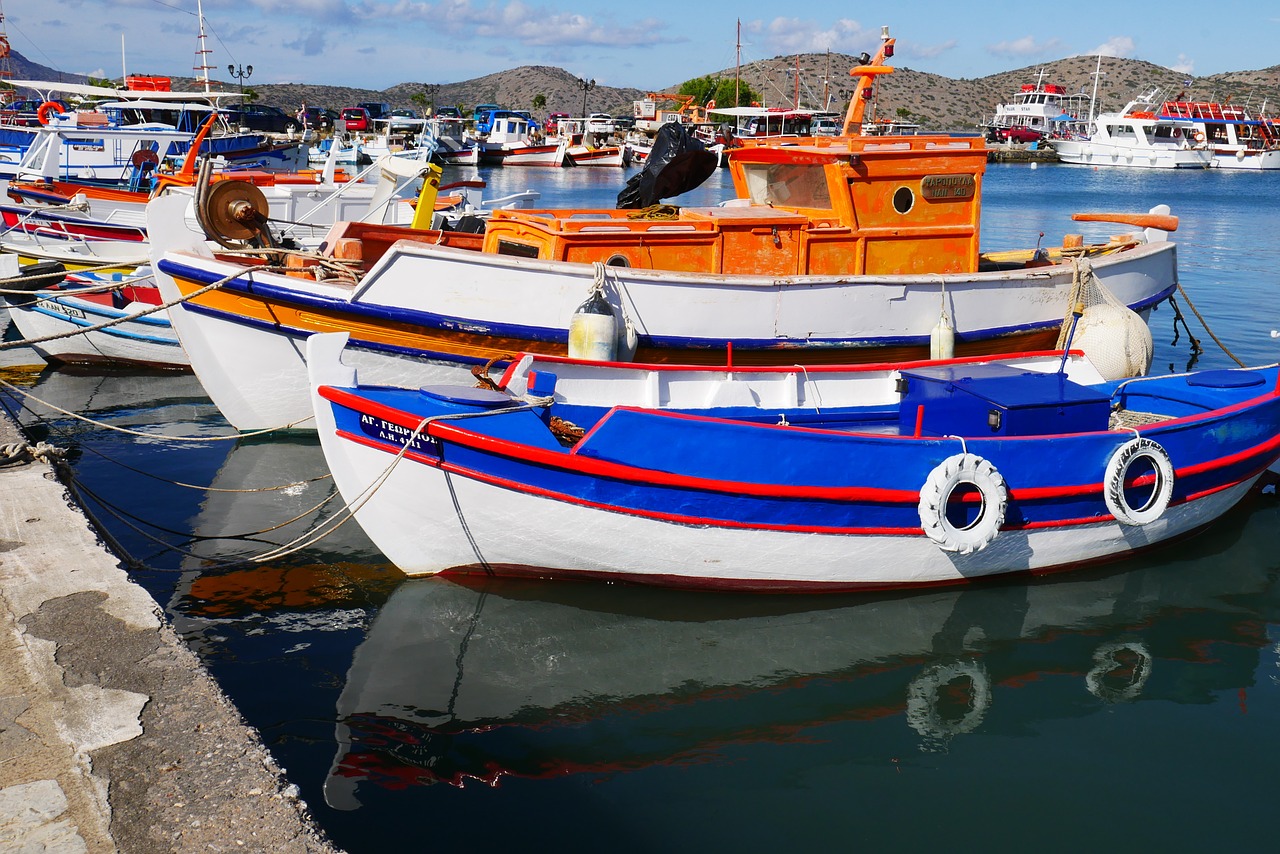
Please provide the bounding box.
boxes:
[740,163,831,208]
[496,240,540,258]
[893,186,915,214]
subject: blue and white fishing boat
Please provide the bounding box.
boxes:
[2,268,188,370]
[0,80,303,183]
[306,333,1280,591]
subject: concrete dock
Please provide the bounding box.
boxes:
[0,411,342,853]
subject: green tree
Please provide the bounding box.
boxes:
[241,87,260,104]
[87,76,116,89]
[532,93,546,115]
[678,76,760,109]
[411,92,429,115]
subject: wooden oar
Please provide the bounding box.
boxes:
[1071,212,1179,231]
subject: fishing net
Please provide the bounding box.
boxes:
[1055,257,1153,381]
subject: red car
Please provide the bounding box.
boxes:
[995,126,1042,143]
[341,106,371,132]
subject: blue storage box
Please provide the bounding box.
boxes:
[897,363,1112,437]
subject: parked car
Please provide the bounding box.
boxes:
[811,116,841,136]
[434,106,462,119]
[611,115,635,132]
[356,101,392,121]
[586,113,615,135]
[296,107,337,131]
[388,109,421,133]
[1,98,71,126]
[226,103,297,133]
[994,126,1043,143]
[341,106,371,132]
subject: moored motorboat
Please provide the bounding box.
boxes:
[477,111,568,167]
[1156,100,1280,169]
[306,331,1280,590]
[1052,90,1214,169]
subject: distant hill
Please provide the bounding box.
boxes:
[8,47,1280,132]
[3,49,88,87]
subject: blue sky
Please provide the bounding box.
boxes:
[6,1,1279,91]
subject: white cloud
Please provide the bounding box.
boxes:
[351,1,671,47]
[1171,54,1195,75]
[909,40,957,60]
[987,35,1063,58]
[1088,36,1136,58]
[759,17,874,54]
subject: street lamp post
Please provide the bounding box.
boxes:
[578,77,595,118]
[227,63,253,109]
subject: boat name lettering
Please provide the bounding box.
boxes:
[359,413,438,454]
[48,302,86,319]
[921,174,975,200]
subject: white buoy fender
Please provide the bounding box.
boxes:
[929,310,955,360]
[918,453,1007,553]
[1104,437,1174,525]
[567,288,617,361]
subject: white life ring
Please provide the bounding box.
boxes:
[1194,130,1206,143]
[1085,641,1152,703]
[1104,437,1174,526]
[918,453,1007,554]
[906,659,992,742]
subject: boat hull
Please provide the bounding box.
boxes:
[309,353,1280,590]
[477,140,568,167]
[1052,139,1213,169]
[3,285,189,370]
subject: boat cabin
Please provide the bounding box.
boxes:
[477,134,986,277]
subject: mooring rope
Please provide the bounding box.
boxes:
[239,401,548,564]
[0,267,239,351]
[0,380,313,439]
[1176,281,1245,367]
[0,258,145,292]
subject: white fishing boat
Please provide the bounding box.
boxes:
[477,112,568,167]
[146,37,1179,433]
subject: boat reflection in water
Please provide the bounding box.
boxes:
[168,434,401,633]
[324,486,1280,808]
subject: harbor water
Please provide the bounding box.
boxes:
[3,162,1280,851]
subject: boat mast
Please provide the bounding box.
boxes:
[735,19,741,107]
[0,1,14,102]
[193,0,213,93]
[823,49,831,111]
[794,54,800,109]
[840,26,895,136]
[1088,55,1104,122]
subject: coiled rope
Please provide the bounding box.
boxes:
[0,440,65,465]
